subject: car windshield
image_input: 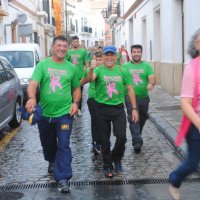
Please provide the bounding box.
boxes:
[0,51,34,68]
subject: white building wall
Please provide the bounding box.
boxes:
[184,0,200,63]
[160,0,173,62]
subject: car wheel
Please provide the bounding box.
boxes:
[9,99,22,128]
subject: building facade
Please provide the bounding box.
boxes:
[0,0,55,57]
[105,0,200,96]
[65,0,106,48]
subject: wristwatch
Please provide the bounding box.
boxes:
[132,107,138,111]
[28,97,36,100]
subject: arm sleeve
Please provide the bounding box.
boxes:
[147,63,154,76]
[180,64,194,98]
[31,61,43,83]
[123,68,132,86]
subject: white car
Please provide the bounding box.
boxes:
[0,43,43,103]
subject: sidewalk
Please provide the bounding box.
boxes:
[149,85,186,158]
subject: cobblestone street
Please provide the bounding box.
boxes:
[0,85,188,186]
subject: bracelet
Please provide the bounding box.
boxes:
[132,107,138,111]
[28,97,36,100]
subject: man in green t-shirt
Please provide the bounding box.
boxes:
[65,35,89,113]
[123,44,155,153]
[25,35,81,193]
[87,45,139,178]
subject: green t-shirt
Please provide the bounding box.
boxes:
[83,68,96,98]
[123,61,154,98]
[65,48,88,79]
[116,52,121,65]
[31,57,80,117]
[94,65,132,105]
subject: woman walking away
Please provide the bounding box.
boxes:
[169,29,200,200]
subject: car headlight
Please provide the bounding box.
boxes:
[20,78,30,85]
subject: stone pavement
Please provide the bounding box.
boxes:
[148,86,186,158]
[0,84,198,188]
[1,84,200,200]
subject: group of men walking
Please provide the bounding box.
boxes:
[25,35,155,193]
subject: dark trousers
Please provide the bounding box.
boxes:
[87,98,101,145]
[169,125,200,187]
[95,101,127,169]
[38,114,73,181]
[79,85,84,110]
[125,95,150,145]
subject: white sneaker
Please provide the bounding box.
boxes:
[169,184,180,200]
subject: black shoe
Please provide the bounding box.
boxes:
[114,161,123,173]
[104,168,113,178]
[48,162,54,174]
[134,143,142,153]
[57,179,71,193]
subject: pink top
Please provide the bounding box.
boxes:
[175,57,200,146]
[181,61,200,116]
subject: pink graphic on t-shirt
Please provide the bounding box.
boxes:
[133,73,143,86]
[72,57,78,65]
[106,82,118,98]
[50,76,62,92]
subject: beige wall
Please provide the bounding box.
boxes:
[148,61,161,85]
[148,61,183,96]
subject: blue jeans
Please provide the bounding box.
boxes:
[38,114,73,181]
[169,124,200,187]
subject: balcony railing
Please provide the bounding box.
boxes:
[107,0,118,18]
[81,26,92,34]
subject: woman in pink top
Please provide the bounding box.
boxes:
[169,29,200,200]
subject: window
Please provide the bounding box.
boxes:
[1,59,15,80]
[0,51,34,68]
[0,62,7,84]
[81,17,88,31]
[35,51,40,64]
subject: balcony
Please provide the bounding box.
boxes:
[105,1,119,26]
[80,26,92,36]
[37,11,48,19]
[44,24,55,34]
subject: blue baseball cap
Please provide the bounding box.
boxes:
[103,45,117,54]
[19,105,42,125]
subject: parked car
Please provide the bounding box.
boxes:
[0,43,43,103]
[0,56,23,130]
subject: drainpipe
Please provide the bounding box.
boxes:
[181,0,184,67]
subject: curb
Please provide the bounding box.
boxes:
[148,111,187,159]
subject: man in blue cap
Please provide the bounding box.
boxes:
[25,35,81,193]
[87,45,139,178]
